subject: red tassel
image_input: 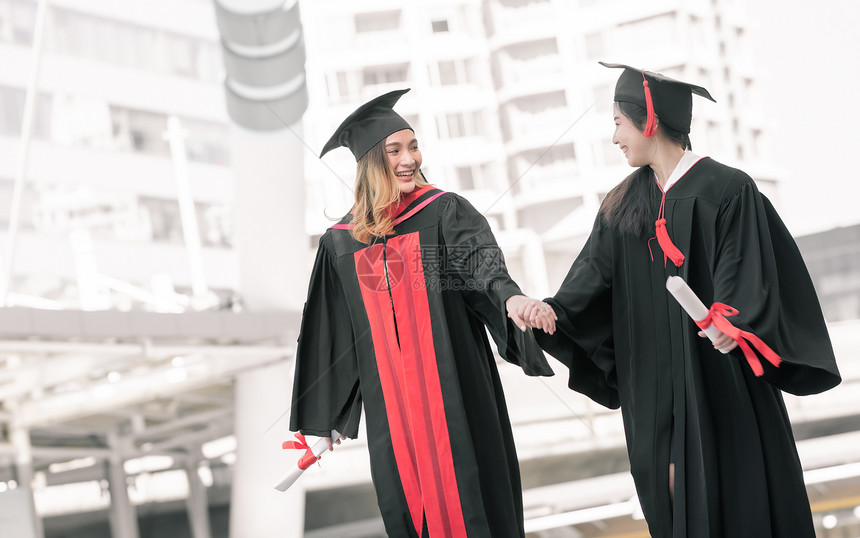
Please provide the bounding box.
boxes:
[695,303,782,376]
[642,72,657,137]
[655,218,685,267]
[650,189,684,267]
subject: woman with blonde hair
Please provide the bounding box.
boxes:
[289,89,552,537]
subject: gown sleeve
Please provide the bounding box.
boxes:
[712,174,841,395]
[439,194,553,376]
[289,233,363,438]
[535,212,620,409]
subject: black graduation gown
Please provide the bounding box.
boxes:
[536,158,841,538]
[290,187,553,537]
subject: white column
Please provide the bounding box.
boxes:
[106,432,139,538]
[163,116,215,309]
[229,124,308,538]
[10,425,44,538]
[184,456,212,538]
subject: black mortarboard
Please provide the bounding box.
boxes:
[600,62,715,136]
[319,88,413,161]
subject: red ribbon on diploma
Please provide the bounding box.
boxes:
[695,303,782,376]
[283,433,320,470]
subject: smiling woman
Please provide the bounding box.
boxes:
[289,89,554,537]
[525,62,842,538]
[384,129,422,193]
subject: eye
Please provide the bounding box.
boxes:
[387,149,398,155]
[410,145,419,151]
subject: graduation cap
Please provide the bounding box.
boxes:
[600,62,716,136]
[319,88,413,161]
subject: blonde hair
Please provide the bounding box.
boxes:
[350,138,429,243]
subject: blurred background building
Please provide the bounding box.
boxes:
[0,0,858,537]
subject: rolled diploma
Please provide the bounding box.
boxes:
[665,276,728,354]
[274,429,341,492]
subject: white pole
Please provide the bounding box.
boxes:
[1,0,50,306]
[228,123,307,538]
[184,456,213,538]
[11,420,45,538]
[163,116,210,303]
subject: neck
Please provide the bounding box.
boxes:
[650,144,685,189]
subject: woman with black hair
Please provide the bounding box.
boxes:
[524,63,841,537]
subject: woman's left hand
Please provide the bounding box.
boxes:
[507,295,556,334]
[525,300,557,335]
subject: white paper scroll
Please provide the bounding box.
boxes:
[274,429,341,492]
[665,276,728,354]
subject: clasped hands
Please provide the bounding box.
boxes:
[506,295,557,335]
[504,295,738,352]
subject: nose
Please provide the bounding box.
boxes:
[397,153,415,168]
[611,130,619,145]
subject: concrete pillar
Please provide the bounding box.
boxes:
[10,425,43,538]
[184,456,212,538]
[106,432,139,538]
[228,124,308,538]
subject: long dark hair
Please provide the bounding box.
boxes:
[600,101,690,238]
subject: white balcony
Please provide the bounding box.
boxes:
[0,137,232,203]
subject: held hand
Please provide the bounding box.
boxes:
[506,295,530,331]
[324,434,347,452]
[506,295,557,335]
[697,330,738,353]
[526,301,557,335]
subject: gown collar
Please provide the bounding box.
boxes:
[655,150,704,192]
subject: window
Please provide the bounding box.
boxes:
[47,6,220,81]
[432,58,479,87]
[438,61,458,85]
[431,19,449,33]
[184,118,231,166]
[446,113,465,138]
[126,110,169,157]
[355,10,401,33]
[0,85,52,139]
[9,0,35,44]
[471,110,485,136]
[362,64,409,86]
[327,71,355,101]
[456,166,474,190]
[437,111,485,139]
[0,85,25,136]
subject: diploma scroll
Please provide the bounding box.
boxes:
[274,429,341,492]
[665,276,728,354]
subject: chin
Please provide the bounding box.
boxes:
[399,181,416,194]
